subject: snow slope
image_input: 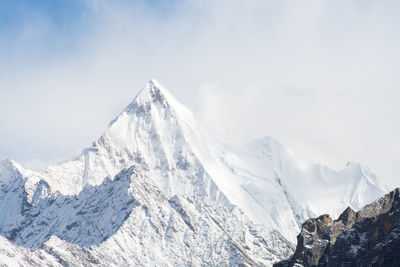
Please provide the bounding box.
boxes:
[0,163,294,266]
[0,79,386,265]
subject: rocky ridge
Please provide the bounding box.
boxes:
[274,188,400,267]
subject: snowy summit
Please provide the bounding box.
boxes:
[0,80,386,266]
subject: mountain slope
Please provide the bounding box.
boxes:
[0,80,387,265]
[0,164,294,266]
[20,80,383,241]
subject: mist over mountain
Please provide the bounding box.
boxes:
[0,81,389,266]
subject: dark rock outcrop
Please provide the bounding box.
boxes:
[274,188,400,267]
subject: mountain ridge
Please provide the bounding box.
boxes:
[274,187,400,267]
[0,80,386,240]
[0,79,388,266]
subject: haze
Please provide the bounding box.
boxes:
[0,0,399,189]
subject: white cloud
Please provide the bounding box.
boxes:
[1,0,399,189]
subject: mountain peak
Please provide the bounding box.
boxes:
[125,79,171,112]
[120,79,194,124]
[1,79,386,247]
[141,78,168,97]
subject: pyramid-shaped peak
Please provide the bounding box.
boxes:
[147,79,163,89]
[133,79,171,104]
[124,79,170,110]
[123,79,193,119]
[143,79,167,95]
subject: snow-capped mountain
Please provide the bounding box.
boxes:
[0,80,386,266]
[0,162,294,266]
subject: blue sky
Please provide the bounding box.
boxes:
[0,0,89,55]
[0,0,182,65]
[1,0,400,188]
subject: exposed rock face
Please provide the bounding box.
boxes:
[274,188,400,267]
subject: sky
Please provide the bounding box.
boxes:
[0,0,399,189]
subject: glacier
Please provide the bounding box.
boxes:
[0,80,386,266]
